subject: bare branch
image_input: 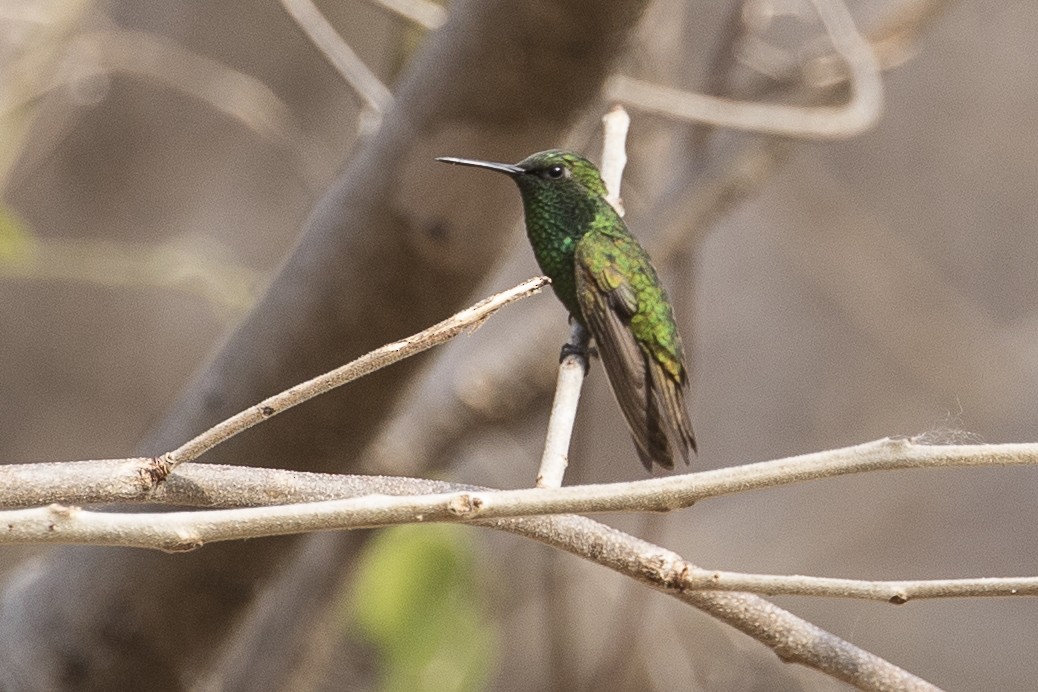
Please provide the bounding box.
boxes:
[0,466,945,689]
[163,276,548,470]
[279,0,393,114]
[82,30,306,150]
[599,104,630,214]
[6,462,1033,604]
[535,322,589,488]
[607,0,883,139]
[10,437,1038,526]
[340,436,1038,530]
[534,107,631,488]
[681,568,1038,603]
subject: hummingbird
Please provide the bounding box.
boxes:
[437,149,696,470]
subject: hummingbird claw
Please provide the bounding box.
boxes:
[559,342,591,375]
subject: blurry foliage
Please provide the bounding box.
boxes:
[350,524,500,692]
[0,230,262,318]
[0,205,32,263]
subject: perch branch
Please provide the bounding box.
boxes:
[535,322,590,488]
[4,476,1033,603]
[9,437,1038,522]
[0,468,953,689]
[533,106,631,488]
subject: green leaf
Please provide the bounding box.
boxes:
[350,525,500,692]
[0,206,33,262]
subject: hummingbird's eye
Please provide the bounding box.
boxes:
[544,164,566,179]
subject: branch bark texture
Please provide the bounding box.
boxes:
[2,461,939,690]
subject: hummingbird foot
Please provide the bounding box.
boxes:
[559,320,592,373]
[559,341,591,376]
[559,340,588,359]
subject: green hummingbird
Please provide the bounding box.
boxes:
[437,149,696,470]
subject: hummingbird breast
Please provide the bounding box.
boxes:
[518,185,598,323]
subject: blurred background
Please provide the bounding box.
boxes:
[2,0,1037,689]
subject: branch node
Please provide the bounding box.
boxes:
[46,503,79,519]
[44,504,78,533]
[142,455,173,488]
[446,493,484,518]
[641,552,686,589]
[885,435,912,450]
[163,533,205,553]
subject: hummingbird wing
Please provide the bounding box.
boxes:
[575,232,695,470]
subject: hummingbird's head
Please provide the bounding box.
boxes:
[436,149,609,200]
[511,150,609,199]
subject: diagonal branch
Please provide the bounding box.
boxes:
[162,275,547,471]
[279,0,393,114]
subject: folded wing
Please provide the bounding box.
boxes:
[575,234,695,470]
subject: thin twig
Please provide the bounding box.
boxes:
[533,106,632,488]
[535,322,590,488]
[81,30,305,148]
[607,0,883,139]
[162,276,547,470]
[279,0,393,113]
[599,105,630,214]
[680,568,1038,603]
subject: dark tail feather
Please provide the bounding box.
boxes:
[642,357,696,470]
